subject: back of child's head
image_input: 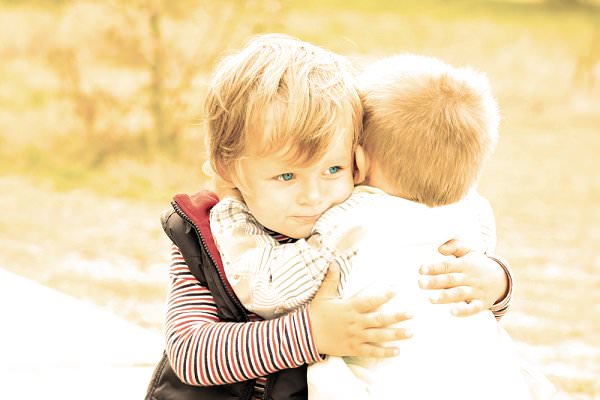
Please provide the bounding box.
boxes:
[205,33,362,180]
[358,53,499,207]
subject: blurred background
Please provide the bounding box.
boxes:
[0,0,598,398]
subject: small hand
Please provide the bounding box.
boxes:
[309,262,413,357]
[418,239,507,317]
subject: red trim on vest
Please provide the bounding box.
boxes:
[172,190,236,294]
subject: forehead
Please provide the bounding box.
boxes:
[243,129,353,173]
[245,93,357,161]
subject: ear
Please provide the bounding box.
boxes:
[353,145,369,184]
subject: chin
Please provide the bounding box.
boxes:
[285,228,312,240]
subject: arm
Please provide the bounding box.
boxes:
[469,192,514,317]
[484,254,513,319]
[165,245,413,386]
[165,244,321,385]
[420,245,513,319]
[418,193,513,318]
[210,197,339,318]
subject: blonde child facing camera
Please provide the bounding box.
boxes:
[147,34,416,400]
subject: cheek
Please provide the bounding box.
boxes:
[242,198,273,231]
[242,184,287,219]
[242,194,267,217]
[332,174,355,200]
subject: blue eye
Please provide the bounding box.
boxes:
[278,172,294,181]
[326,166,340,175]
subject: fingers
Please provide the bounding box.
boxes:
[427,286,482,305]
[451,300,484,317]
[361,326,413,343]
[362,310,413,329]
[438,239,471,257]
[351,290,395,313]
[356,311,413,351]
[324,261,341,283]
[351,325,414,358]
[353,343,401,358]
[419,257,459,276]
[314,262,341,299]
[419,272,466,289]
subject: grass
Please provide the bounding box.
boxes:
[1,0,599,397]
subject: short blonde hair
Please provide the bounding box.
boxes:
[358,54,499,207]
[205,33,362,179]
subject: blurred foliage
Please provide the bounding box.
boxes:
[39,0,287,158]
[0,0,291,198]
[0,0,599,201]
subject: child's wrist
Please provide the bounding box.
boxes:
[303,306,326,363]
[485,254,512,302]
[485,253,514,316]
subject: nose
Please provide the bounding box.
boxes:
[297,179,321,206]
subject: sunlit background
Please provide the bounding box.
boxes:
[0,0,599,398]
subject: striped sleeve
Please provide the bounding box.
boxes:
[164,244,322,386]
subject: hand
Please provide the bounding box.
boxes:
[309,262,413,357]
[418,239,508,317]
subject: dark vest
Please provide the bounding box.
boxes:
[145,191,308,400]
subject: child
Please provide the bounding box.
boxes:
[209,54,542,399]
[146,34,515,400]
[306,54,535,399]
[146,33,414,400]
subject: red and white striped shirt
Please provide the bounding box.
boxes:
[164,244,321,397]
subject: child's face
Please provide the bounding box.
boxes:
[233,131,355,239]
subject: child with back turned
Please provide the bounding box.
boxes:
[210,53,556,399]
[304,54,533,399]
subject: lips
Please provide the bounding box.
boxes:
[292,214,321,223]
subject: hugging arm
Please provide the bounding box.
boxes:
[165,245,321,385]
[419,194,514,318]
[166,245,412,385]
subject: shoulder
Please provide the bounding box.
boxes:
[462,190,494,215]
[161,189,224,266]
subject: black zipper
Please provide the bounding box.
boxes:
[172,200,273,399]
[171,201,249,319]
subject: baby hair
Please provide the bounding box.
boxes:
[358,54,499,206]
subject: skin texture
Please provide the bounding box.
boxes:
[232,131,355,239]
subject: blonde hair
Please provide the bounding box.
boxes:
[205,33,362,179]
[358,54,499,207]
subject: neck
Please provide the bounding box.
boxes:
[364,163,414,201]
